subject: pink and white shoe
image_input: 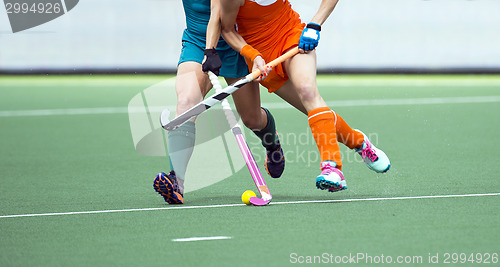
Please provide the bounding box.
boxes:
[355,130,391,173]
[315,161,347,192]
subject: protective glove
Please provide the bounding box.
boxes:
[202,49,222,76]
[299,23,321,51]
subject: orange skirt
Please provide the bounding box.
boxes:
[243,23,304,93]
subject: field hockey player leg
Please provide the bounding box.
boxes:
[155,60,210,204]
[308,107,347,192]
[153,121,195,204]
[331,111,391,173]
[229,76,285,179]
[252,108,285,178]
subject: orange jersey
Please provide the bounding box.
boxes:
[236,0,305,92]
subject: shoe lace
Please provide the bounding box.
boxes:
[360,144,378,162]
[167,171,180,193]
[320,162,335,175]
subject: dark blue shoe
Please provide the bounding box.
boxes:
[153,171,183,204]
[265,144,285,178]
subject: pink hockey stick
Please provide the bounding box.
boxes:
[208,71,271,206]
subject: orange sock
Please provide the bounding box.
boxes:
[308,107,342,170]
[333,111,365,150]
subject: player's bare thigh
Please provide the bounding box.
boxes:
[225,78,266,131]
[274,82,307,115]
[175,61,212,116]
[283,50,327,112]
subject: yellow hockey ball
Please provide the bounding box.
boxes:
[241,190,256,205]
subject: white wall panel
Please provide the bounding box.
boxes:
[0,0,498,71]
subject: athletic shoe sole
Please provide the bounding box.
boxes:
[316,177,348,192]
[153,173,183,204]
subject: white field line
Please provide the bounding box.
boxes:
[0,107,129,117]
[172,236,232,242]
[0,192,498,219]
[0,96,499,117]
[2,76,500,87]
[316,77,500,87]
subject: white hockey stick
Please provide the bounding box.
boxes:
[160,47,299,131]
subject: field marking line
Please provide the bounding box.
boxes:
[2,76,500,87]
[269,95,500,110]
[0,107,129,117]
[272,192,500,205]
[316,77,500,87]
[0,192,498,219]
[172,236,232,242]
[1,96,499,117]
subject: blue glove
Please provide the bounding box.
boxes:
[299,23,321,51]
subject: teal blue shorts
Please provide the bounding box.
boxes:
[178,33,249,79]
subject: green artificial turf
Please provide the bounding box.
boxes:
[0,75,499,266]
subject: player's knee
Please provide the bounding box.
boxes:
[240,113,262,131]
[296,83,319,103]
[175,97,198,114]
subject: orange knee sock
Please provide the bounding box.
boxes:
[308,107,342,170]
[333,111,365,150]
